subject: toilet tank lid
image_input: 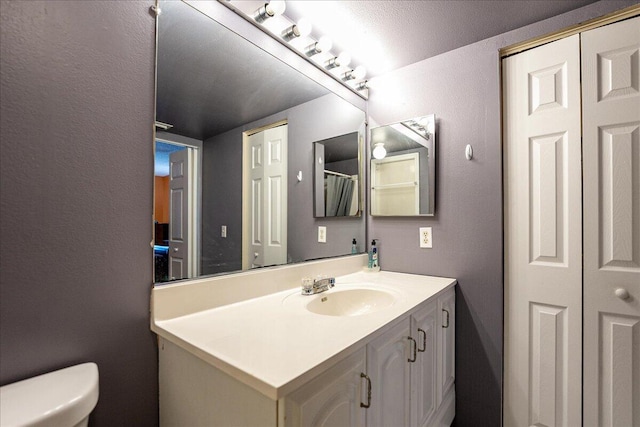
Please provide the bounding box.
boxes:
[0,362,99,427]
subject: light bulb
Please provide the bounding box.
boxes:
[352,65,366,80]
[296,18,312,37]
[373,143,387,160]
[337,52,351,67]
[266,0,286,17]
[317,36,332,52]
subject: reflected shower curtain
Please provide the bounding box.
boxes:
[325,174,355,216]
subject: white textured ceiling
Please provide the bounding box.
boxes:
[231,0,598,77]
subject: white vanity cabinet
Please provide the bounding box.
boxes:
[283,288,455,427]
[153,269,456,427]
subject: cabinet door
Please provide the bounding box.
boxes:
[411,301,438,427]
[283,348,366,427]
[366,317,412,427]
[581,16,640,427]
[437,289,455,406]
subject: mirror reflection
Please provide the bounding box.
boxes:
[154,1,366,283]
[370,115,436,216]
[314,132,362,217]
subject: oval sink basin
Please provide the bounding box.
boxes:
[306,289,396,317]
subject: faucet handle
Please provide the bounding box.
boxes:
[301,277,313,294]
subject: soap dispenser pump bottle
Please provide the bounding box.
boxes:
[352,238,357,254]
[368,239,378,268]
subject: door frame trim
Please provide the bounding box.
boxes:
[500,4,640,58]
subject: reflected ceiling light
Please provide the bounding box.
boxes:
[373,143,387,160]
[342,65,366,81]
[254,0,286,23]
[281,17,312,41]
[355,80,368,91]
[155,121,173,130]
[305,36,332,57]
[324,52,351,70]
[401,118,432,141]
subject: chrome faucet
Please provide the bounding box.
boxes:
[301,276,335,295]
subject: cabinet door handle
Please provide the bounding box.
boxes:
[417,328,427,352]
[442,308,450,328]
[360,373,371,408]
[615,288,630,300]
[408,336,417,362]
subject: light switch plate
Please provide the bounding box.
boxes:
[221,225,227,238]
[420,227,432,248]
[318,226,327,243]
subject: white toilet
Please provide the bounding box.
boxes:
[0,362,99,427]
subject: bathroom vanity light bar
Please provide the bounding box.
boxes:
[221,0,369,99]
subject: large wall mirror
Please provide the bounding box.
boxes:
[154,0,366,284]
[370,115,436,216]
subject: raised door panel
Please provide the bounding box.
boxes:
[581,16,640,427]
[366,318,411,427]
[411,301,438,427]
[262,126,287,267]
[503,34,582,427]
[283,348,366,427]
[437,289,455,406]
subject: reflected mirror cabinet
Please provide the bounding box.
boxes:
[370,115,437,217]
[153,0,366,283]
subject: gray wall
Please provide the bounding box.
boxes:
[0,1,157,426]
[367,1,637,425]
[202,93,366,274]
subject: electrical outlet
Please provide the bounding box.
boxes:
[318,226,327,243]
[419,227,432,248]
[221,225,227,238]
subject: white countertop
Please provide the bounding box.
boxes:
[152,270,456,400]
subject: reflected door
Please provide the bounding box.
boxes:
[169,149,189,280]
[371,153,420,215]
[247,125,288,268]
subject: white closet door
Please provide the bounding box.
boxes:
[582,16,640,427]
[503,34,582,427]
